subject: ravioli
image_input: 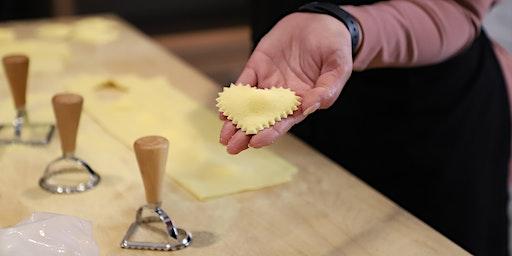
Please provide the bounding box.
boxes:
[216,83,301,134]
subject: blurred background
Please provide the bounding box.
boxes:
[0,0,511,86]
[0,0,252,85]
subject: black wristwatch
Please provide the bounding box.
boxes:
[297,2,361,57]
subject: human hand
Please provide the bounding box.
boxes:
[220,12,354,154]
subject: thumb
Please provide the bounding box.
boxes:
[298,87,325,117]
[300,66,350,116]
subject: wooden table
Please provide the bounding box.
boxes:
[0,16,469,255]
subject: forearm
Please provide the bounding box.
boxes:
[343,0,496,70]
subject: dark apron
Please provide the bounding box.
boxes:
[251,1,511,255]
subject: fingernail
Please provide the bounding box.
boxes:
[303,103,320,117]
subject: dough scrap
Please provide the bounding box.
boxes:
[216,83,301,134]
[65,75,298,200]
[95,80,128,92]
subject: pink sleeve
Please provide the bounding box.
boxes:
[342,0,497,70]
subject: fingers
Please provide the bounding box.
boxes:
[249,111,305,148]
[236,66,257,85]
[227,130,251,154]
[222,111,304,153]
[219,63,258,154]
[219,121,237,145]
[220,121,252,155]
[219,112,227,120]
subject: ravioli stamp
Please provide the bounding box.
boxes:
[216,83,301,135]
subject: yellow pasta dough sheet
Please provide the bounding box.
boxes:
[217,83,301,134]
[36,17,119,45]
[65,74,298,200]
[37,23,73,39]
[0,39,70,74]
[0,17,116,76]
[72,17,119,45]
[0,28,15,42]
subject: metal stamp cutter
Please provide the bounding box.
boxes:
[0,55,55,145]
[121,136,192,251]
[39,93,100,194]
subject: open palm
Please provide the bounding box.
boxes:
[220,13,354,154]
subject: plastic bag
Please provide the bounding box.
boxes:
[0,212,99,256]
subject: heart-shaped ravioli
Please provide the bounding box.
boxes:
[216,83,301,135]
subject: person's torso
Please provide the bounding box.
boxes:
[250,0,510,189]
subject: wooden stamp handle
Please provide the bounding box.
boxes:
[52,93,83,155]
[133,136,169,205]
[3,55,29,109]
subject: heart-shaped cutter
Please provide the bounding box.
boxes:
[120,204,192,251]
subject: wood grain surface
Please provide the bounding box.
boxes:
[0,15,469,255]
